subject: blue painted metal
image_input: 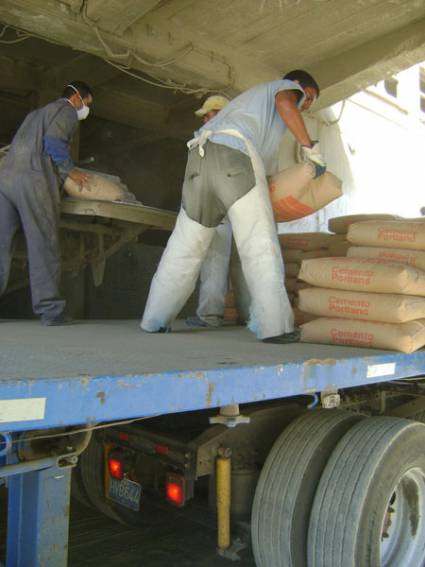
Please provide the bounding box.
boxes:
[0,350,424,432]
[0,456,62,479]
[0,432,12,457]
[5,454,72,567]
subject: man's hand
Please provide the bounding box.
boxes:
[68,169,90,191]
[301,141,326,178]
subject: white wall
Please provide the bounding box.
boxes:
[277,63,425,234]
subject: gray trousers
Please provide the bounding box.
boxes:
[0,170,65,321]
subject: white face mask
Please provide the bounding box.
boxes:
[77,103,90,121]
[66,84,90,121]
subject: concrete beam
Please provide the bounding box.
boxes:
[0,0,236,91]
[86,0,162,35]
[312,16,425,109]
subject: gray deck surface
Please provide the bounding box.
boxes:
[0,319,386,381]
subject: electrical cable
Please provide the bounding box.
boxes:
[6,414,162,447]
[0,24,29,44]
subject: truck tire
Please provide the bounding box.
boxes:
[71,466,92,507]
[308,416,425,567]
[77,433,124,523]
[251,409,364,567]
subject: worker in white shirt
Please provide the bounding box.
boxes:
[141,70,324,343]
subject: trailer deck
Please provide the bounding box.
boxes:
[1,320,425,433]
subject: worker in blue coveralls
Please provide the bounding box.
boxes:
[0,81,93,325]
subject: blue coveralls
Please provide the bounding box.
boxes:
[0,98,78,322]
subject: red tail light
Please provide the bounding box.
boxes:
[108,457,124,480]
[166,473,185,507]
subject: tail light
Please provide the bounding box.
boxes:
[108,453,124,480]
[165,472,185,507]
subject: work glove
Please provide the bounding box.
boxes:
[301,141,326,178]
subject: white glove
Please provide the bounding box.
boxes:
[301,141,326,178]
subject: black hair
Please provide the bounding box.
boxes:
[283,70,320,97]
[62,81,93,100]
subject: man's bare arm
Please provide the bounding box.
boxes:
[275,90,312,146]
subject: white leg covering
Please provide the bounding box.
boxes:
[229,242,251,324]
[197,220,232,323]
[141,208,216,332]
[227,185,294,339]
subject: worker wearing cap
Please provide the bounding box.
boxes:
[141,70,324,343]
[195,95,230,124]
[0,81,93,325]
[186,95,235,328]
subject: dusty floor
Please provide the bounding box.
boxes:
[0,490,256,566]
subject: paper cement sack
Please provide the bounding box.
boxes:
[298,287,425,323]
[64,170,133,202]
[300,317,425,353]
[282,249,332,264]
[327,240,351,257]
[298,257,425,296]
[269,163,342,222]
[285,277,298,292]
[279,232,345,251]
[347,221,425,250]
[293,308,317,325]
[347,246,425,271]
[285,262,300,278]
[328,214,401,234]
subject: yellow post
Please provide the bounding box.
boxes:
[216,447,232,552]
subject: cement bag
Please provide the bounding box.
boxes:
[300,317,425,354]
[285,278,298,292]
[285,262,300,278]
[64,170,133,202]
[295,281,313,292]
[298,287,425,323]
[327,241,350,257]
[347,246,425,272]
[293,308,317,326]
[269,163,342,222]
[298,257,425,296]
[282,249,331,264]
[347,220,425,250]
[279,232,344,251]
[328,214,401,234]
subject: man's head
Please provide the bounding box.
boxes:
[195,95,230,123]
[62,81,93,120]
[283,70,319,112]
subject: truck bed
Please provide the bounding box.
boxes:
[1,320,424,432]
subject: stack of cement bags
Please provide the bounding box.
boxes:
[328,213,402,235]
[278,232,348,325]
[297,219,425,353]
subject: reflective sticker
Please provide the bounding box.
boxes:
[0,398,46,423]
[366,363,396,379]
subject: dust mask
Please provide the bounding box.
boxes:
[66,84,90,121]
[77,104,90,121]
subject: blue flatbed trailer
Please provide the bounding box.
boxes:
[1,320,425,566]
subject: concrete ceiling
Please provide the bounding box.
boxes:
[1,0,425,141]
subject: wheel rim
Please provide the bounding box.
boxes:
[380,467,425,567]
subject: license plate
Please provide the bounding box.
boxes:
[108,477,142,512]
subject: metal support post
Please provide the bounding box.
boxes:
[6,461,73,567]
[0,429,91,567]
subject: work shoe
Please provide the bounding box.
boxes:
[262,330,300,344]
[185,315,222,328]
[41,315,74,327]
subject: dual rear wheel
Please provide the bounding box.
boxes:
[252,410,425,567]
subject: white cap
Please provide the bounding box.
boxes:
[194,95,230,117]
